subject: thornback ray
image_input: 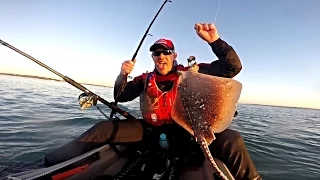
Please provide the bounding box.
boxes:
[171,71,242,144]
[171,71,242,180]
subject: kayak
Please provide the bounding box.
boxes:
[5,143,235,180]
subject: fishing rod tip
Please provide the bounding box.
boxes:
[0,39,7,46]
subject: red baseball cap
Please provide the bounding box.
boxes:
[149,38,175,51]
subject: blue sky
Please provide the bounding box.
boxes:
[0,0,319,109]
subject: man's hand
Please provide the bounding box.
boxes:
[120,59,136,75]
[194,23,220,43]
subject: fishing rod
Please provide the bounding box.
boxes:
[0,39,136,120]
[110,0,172,119]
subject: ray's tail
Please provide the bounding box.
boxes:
[200,137,229,180]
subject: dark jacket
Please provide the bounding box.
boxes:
[113,38,242,102]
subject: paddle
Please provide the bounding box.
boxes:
[110,0,172,119]
[0,39,136,120]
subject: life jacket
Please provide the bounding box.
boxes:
[139,65,188,126]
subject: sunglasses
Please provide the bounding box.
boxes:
[152,50,174,56]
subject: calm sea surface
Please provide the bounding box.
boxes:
[0,75,319,180]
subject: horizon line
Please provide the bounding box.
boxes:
[1,72,319,111]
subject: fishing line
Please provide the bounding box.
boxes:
[110,0,172,119]
[214,0,222,23]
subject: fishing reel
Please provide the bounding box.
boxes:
[187,56,196,67]
[78,93,121,120]
[78,93,97,110]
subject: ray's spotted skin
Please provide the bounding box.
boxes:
[179,73,229,180]
[171,71,242,180]
[183,97,229,180]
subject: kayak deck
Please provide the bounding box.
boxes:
[7,144,235,180]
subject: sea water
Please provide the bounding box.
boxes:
[0,75,319,180]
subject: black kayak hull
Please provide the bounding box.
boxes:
[6,144,235,180]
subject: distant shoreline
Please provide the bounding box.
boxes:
[0,73,113,88]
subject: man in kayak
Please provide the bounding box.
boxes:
[44,23,261,180]
[111,23,261,180]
